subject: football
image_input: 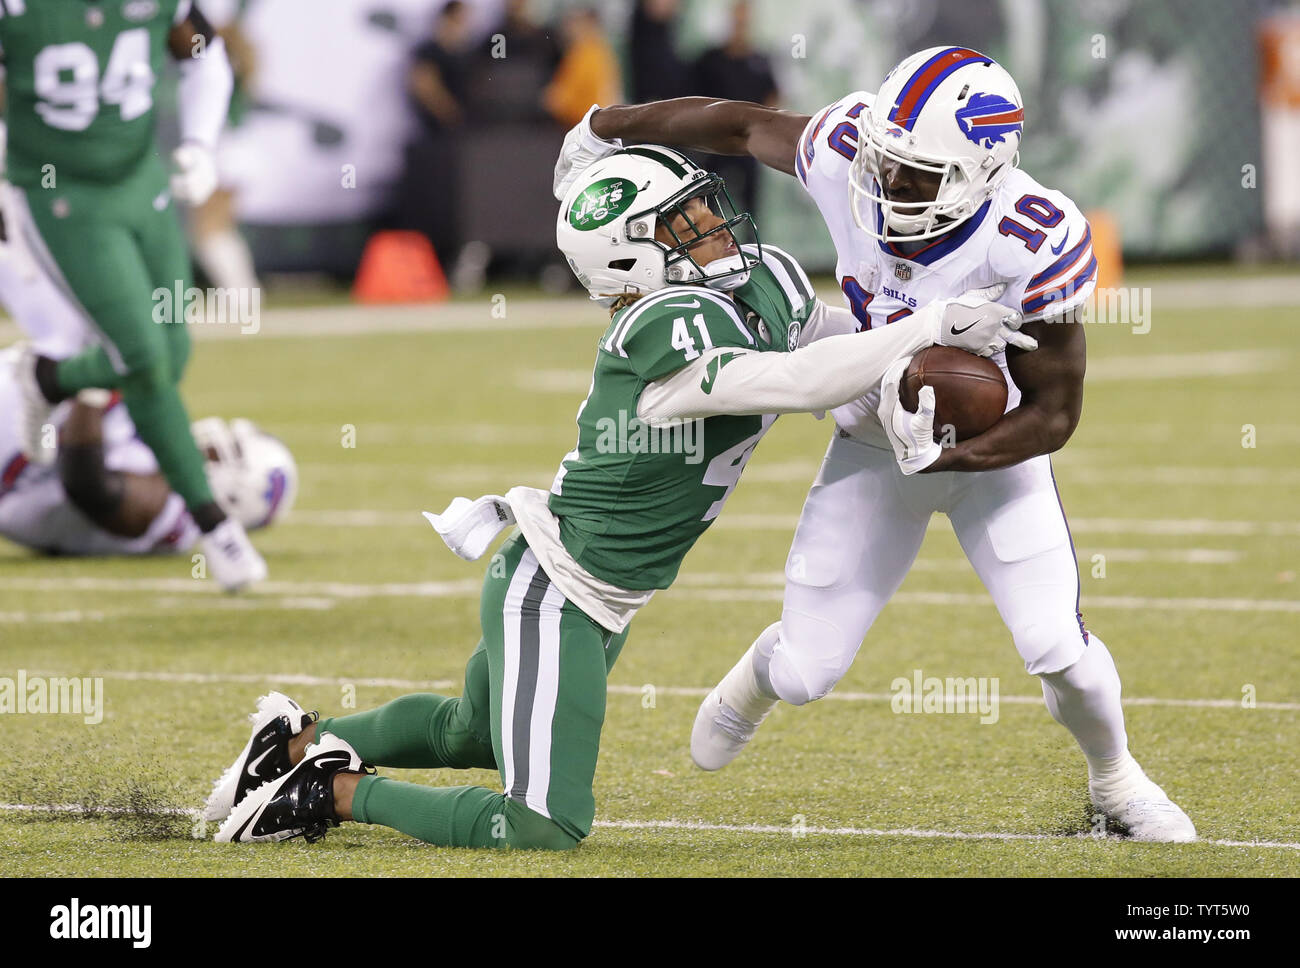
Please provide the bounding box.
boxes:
[898,346,1008,441]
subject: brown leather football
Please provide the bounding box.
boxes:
[898,346,1008,441]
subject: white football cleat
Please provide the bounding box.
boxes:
[201,517,267,591]
[1089,753,1197,843]
[691,643,778,771]
[216,733,366,844]
[11,344,56,465]
[202,692,317,822]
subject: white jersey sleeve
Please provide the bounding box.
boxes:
[794,92,875,280]
[988,170,1097,322]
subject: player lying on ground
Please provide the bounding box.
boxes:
[0,1,267,589]
[205,146,1032,848]
[0,346,296,555]
[554,46,1196,841]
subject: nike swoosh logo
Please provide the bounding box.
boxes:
[949,321,978,335]
[230,810,259,842]
[1050,230,1070,256]
[246,747,275,778]
[664,298,701,309]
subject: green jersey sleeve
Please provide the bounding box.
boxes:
[609,288,758,383]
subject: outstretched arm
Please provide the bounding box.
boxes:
[591,99,810,175]
[639,295,1031,421]
[554,99,809,201]
[167,3,234,205]
[922,307,1086,473]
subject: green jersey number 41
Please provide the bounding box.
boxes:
[35,28,154,131]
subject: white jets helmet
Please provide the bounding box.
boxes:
[556,145,760,303]
[850,46,1024,242]
[192,417,298,530]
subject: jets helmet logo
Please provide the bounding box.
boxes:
[954,92,1024,150]
[568,178,638,232]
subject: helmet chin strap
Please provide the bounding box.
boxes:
[885,207,931,234]
[700,254,750,291]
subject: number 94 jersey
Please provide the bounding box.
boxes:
[794,90,1098,443]
[0,0,188,187]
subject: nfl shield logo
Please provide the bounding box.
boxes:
[895,263,912,281]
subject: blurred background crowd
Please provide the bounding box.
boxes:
[180,0,1300,294]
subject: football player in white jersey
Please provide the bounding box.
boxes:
[0,346,296,560]
[553,46,1196,842]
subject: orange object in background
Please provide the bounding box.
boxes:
[1260,13,1300,108]
[543,8,622,127]
[353,231,449,304]
[1259,14,1300,246]
[1084,209,1123,293]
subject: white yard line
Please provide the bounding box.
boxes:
[1048,466,1300,487]
[10,668,1297,712]
[0,610,108,623]
[677,587,1300,612]
[1145,274,1300,309]
[709,514,1300,536]
[3,272,1297,347]
[1086,349,1290,381]
[591,818,1300,850]
[0,802,1294,850]
[0,576,483,598]
[280,508,1297,537]
[31,669,458,690]
[0,574,1293,613]
[291,463,1300,489]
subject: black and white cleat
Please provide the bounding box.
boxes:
[215,733,368,844]
[202,692,317,822]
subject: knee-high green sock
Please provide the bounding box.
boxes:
[319,693,495,770]
[351,779,579,850]
[117,372,215,511]
[55,347,123,395]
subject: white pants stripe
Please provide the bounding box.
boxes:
[499,547,565,819]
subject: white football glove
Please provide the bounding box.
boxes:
[877,356,942,475]
[553,104,622,201]
[918,283,1038,358]
[170,142,219,206]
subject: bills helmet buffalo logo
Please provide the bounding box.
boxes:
[954,92,1024,150]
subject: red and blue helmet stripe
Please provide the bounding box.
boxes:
[258,468,288,528]
[887,47,992,131]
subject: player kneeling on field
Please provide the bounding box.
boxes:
[206,147,1032,848]
[0,348,296,559]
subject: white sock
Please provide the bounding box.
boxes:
[721,622,781,723]
[748,621,781,702]
[195,229,260,291]
[1039,634,1129,774]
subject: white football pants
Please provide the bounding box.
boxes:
[769,429,1094,706]
[0,182,95,359]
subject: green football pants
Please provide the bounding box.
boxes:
[16,159,215,511]
[319,533,630,848]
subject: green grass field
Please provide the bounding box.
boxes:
[2,274,1298,876]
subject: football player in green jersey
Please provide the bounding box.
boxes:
[0,1,264,590]
[208,147,1033,849]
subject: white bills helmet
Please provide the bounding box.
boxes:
[193,417,298,530]
[556,145,760,303]
[850,46,1024,242]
